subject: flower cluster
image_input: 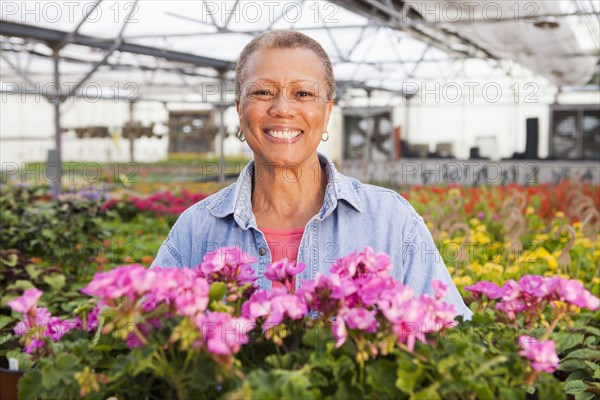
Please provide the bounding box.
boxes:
[300,248,457,351]
[200,246,257,286]
[466,275,599,377]
[8,288,76,353]
[80,248,258,355]
[102,190,207,216]
[242,288,307,329]
[465,275,600,320]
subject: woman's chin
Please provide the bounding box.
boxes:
[254,151,314,169]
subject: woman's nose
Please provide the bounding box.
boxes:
[268,92,295,118]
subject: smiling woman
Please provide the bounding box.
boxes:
[151,30,472,317]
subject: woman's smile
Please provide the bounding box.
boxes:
[263,126,304,142]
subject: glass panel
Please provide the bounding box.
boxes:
[552,110,579,159]
[582,110,600,160]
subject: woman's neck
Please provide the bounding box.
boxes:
[251,155,328,229]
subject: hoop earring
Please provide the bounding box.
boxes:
[237,129,246,142]
[321,131,329,142]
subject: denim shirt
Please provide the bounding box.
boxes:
[151,153,473,318]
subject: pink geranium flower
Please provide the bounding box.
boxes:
[199,247,258,286]
[518,335,560,373]
[242,289,307,329]
[331,318,347,348]
[554,278,600,310]
[330,247,392,279]
[82,265,156,302]
[7,288,43,315]
[464,281,503,300]
[264,259,306,283]
[195,312,254,356]
[341,308,377,333]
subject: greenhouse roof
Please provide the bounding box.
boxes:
[1,0,598,103]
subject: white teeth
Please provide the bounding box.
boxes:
[266,130,301,139]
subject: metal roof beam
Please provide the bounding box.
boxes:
[0,20,235,70]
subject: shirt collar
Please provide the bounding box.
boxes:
[206,153,363,229]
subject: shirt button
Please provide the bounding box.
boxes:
[259,247,266,256]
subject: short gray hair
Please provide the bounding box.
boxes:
[235,30,336,101]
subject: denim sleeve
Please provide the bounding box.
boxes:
[150,210,189,270]
[150,235,182,270]
[403,217,473,320]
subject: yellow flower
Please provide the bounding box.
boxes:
[533,234,548,244]
[470,262,483,274]
[492,254,504,264]
[449,188,461,197]
[506,265,520,274]
[469,218,480,226]
[592,277,600,285]
[573,221,582,229]
[578,238,593,249]
[545,255,558,271]
[555,211,565,218]
[447,267,455,274]
[474,232,491,245]
[526,206,535,215]
[453,276,473,286]
[484,262,503,274]
[476,225,487,233]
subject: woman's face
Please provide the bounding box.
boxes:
[236,47,333,168]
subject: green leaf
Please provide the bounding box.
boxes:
[0,314,12,325]
[208,282,227,304]
[366,359,400,398]
[43,274,66,291]
[574,393,595,400]
[410,383,440,400]
[585,361,600,379]
[564,348,600,361]
[564,380,588,394]
[18,370,44,400]
[554,332,584,353]
[40,353,79,389]
[396,363,424,394]
[6,280,34,291]
[558,359,589,372]
[473,383,495,400]
[584,326,600,337]
[25,263,42,280]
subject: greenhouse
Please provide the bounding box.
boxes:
[1,1,599,399]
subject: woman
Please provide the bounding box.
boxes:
[151,30,472,318]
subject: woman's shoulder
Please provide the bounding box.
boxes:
[340,174,421,220]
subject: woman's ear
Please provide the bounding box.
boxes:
[236,99,243,128]
[323,99,333,130]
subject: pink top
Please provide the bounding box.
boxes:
[261,226,304,289]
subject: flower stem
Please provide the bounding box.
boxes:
[525,370,539,386]
[134,327,148,346]
[540,313,563,342]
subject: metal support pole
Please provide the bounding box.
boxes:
[129,102,135,163]
[217,71,226,183]
[51,48,62,197]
